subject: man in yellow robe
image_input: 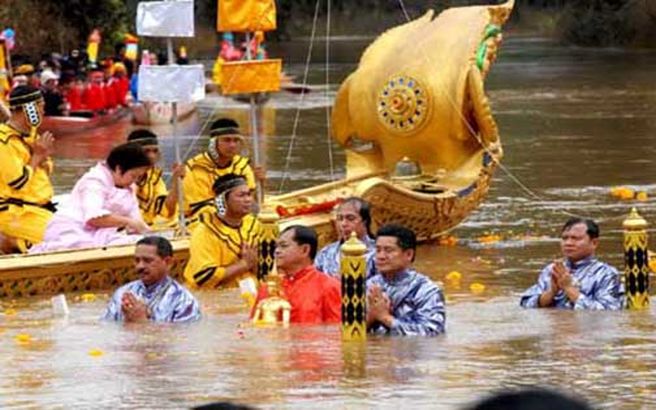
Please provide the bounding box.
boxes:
[0,86,55,253]
[182,118,262,228]
[184,173,261,289]
[127,129,184,227]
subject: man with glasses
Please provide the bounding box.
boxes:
[127,129,184,227]
[314,197,377,279]
[252,225,341,324]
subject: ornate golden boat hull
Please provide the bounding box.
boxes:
[0,1,513,298]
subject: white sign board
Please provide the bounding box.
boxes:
[138,65,205,103]
[136,1,195,37]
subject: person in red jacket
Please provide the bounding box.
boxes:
[252,225,341,324]
[82,69,107,113]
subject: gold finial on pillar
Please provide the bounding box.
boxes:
[257,205,280,281]
[623,207,649,310]
[341,232,367,341]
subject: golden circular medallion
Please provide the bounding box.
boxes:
[377,75,429,133]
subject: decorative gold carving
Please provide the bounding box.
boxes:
[377,75,429,134]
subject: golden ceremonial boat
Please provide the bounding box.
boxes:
[0,0,514,298]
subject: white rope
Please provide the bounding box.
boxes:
[325,0,335,181]
[278,0,322,192]
[394,0,603,220]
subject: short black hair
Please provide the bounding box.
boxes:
[137,236,173,258]
[376,224,417,260]
[106,142,152,173]
[210,118,239,131]
[212,173,247,198]
[127,129,157,142]
[281,225,318,260]
[340,197,372,237]
[561,218,599,239]
[467,387,592,410]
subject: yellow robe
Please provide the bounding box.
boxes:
[183,212,261,289]
[0,124,55,250]
[182,153,256,226]
[135,167,174,226]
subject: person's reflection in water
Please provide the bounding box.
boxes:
[466,387,592,410]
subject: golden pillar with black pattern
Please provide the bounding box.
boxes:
[258,206,279,281]
[341,232,367,341]
[623,208,649,309]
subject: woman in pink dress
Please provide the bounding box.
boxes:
[30,142,152,253]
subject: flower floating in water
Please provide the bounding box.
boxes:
[438,235,458,246]
[469,283,486,294]
[636,191,648,201]
[88,348,104,357]
[80,293,97,302]
[610,186,636,200]
[15,333,32,344]
[445,271,462,282]
[649,255,656,273]
[3,308,17,316]
[477,234,502,244]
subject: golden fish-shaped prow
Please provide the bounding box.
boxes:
[332,1,514,177]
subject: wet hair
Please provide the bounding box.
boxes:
[376,224,417,261]
[281,225,318,260]
[339,197,372,236]
[561,218,599,239]
[106,142,152,173]
[212,173,248,198]
[137,236,173,258]
[467,387,592,410]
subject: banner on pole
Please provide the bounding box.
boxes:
[220,59,281,94]
[137,1,195,37]
[218,0,276,32]
[138,65,205,102]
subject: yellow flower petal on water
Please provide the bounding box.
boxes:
[649,257,656,273]
[445,271,462,282]
[470,283,486,294]
[81,293,97,302]
[4,308,17,316]
[15,333,32,344]
[636,191,648,201]
[88,348,104,357]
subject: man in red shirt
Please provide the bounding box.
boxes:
[253,225,341,324]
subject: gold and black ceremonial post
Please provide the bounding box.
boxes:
[258,206,279,281]
[341,232,367,341]
[623,207,649,309]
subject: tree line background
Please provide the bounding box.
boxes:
[1,0,655,60]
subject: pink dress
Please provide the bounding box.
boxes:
[30,162,145,253]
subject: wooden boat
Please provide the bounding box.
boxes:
[131,101,197,125]
[41,108,130,136]
[0,0,514,298]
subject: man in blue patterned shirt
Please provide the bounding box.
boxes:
[367,224,446,336]
[520,218,624,310]
[314,197,377,279]
[102,236,201,322]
